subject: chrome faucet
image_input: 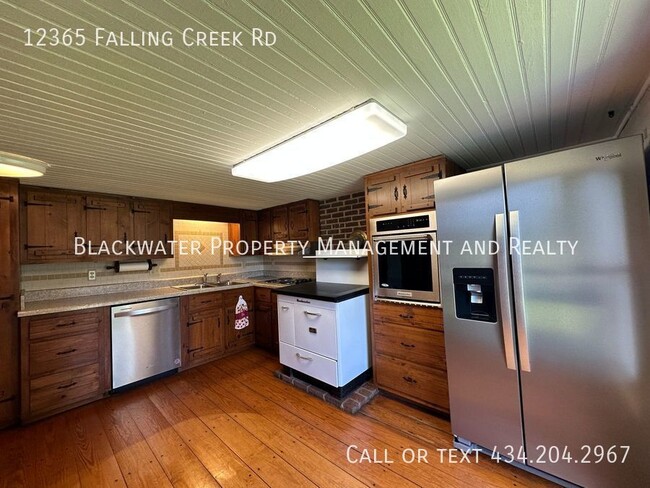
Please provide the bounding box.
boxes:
[202,273,208,284]
[216,273,222,284]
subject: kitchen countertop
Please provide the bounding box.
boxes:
[275,281,369,303]
[18,279,293,318]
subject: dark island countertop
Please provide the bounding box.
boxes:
[276,281,369,303]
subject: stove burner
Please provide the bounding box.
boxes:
[264,277,312,285]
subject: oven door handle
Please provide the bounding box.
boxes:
[371,233,434,242]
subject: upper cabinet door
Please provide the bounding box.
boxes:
[365,156,463,217]
[131,199,172,257]
[257,209,272,242]
[83,195,131,255]
[365,171,400,218]
[401,158,443,212]
[240,210,258,247]
[271,206,289,241]
[288,202,309,240]
[22,189,84,262]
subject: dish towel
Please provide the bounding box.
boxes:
[234,295,249,330]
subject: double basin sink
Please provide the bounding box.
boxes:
[172,280,249,291]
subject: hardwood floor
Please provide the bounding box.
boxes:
[0,348,555,487]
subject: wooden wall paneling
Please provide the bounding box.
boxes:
[0,178,19,427]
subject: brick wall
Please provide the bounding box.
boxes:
[319,191,366,244]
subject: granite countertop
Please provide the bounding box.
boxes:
[18,278,292,318]
[275,281,369,303]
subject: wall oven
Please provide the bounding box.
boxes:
[370,210,440,303]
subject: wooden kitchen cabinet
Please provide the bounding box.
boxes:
[224,288,255,352]
[131,198,173,257]
[83,194,131,255]
[257,208,272,242]
[271,206,289,241]
[182,291,224,368]
[256,199,320,254]
[228,210,258,256]
[254,287,278,354]
[400,158,446,212]
[288,200,320,240]
[364,156,463,218]
[365,171,400,218]
[20,307,110,422]
[21,188,84,262]
[240,210,258,244]
[0,179,19,427]
[371,301,449,412]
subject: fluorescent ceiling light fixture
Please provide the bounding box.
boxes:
[0,152,49,177]
[232,100,407,182]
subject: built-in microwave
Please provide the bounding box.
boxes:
[370,210,440,303]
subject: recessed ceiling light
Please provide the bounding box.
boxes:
[0,152,49,177]
[231,100,407,183]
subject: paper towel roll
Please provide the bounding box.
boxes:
[117,261,151,272]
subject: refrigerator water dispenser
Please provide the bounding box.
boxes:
[452,268,496,322]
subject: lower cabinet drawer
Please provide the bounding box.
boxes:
[29,364,101,417]
[294,304,337,359]
[375,354,449,411]
[373,322,447,371]
[29,310,100,341]
[280,342,338,387]
[29,331,100,377]
[189,292,222,312]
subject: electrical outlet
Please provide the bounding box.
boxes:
[88,270,96,281]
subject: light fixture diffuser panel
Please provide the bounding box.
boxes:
[232,100,406,182]
[0,152,49,177]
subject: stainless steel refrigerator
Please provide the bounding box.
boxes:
[435,135,650,487]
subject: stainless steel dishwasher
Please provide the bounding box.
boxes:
[111,297,181,390]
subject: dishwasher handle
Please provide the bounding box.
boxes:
[113,302,178,318]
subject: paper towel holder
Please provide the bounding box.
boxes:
[106,259,157,273]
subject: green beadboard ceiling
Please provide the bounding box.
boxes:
[0,0,648,209]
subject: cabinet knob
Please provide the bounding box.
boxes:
[403,185,407,199]
[393,186,399,201]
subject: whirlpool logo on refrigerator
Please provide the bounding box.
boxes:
[594,152,622,161]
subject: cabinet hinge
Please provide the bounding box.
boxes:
[25,201,53,207]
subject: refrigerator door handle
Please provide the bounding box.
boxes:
[509,210,531,372]
[495,213,517,371]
